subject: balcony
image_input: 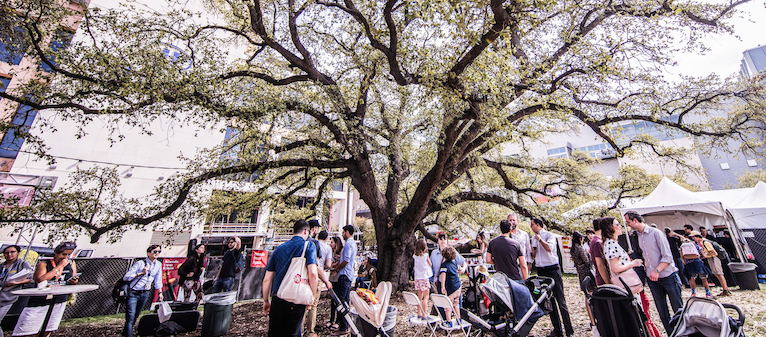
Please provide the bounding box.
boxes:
[205,221,262,234]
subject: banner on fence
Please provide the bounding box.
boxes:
[158,258,186,301]
[251,250,268,268]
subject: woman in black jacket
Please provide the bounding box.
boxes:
[178,244,206,302]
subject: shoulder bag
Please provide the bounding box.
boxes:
[603,244,643,294]
[276,241,314,305]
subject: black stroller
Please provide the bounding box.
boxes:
[668,297,745,337]
[581,276,651,337]
[461,273,553,337]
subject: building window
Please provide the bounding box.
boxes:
[576,143,615,158]
[547,147,570,158]
[38,29,74,73]
[615,116,684,144]
[0,76,11,97]
[0,99,38,159]
[0,26,27,66]
[332,181,344,191]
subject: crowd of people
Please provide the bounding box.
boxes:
[0,210,741,337]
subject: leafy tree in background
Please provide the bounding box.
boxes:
[0,0,764,288]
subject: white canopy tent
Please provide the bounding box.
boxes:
[620,177,755,262]
[729,181,766,230]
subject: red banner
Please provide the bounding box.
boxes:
[157,258,186,302]
[251,250,268,268]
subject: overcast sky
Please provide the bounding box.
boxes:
[90,0,766,79]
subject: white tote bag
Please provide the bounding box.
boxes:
[276,241,314,305]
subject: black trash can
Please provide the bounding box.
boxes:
[729,262,760,290]
[201,291,236,336]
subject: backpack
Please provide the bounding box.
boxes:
[704,239,730,262]
[680,241,699,260]
[112,260,145,303]
[235,251,245,273]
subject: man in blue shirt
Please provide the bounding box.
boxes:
[262,219,318,337]
[333,225,357,334]
[121,245,164,337]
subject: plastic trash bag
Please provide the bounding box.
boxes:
[158,301,173,323]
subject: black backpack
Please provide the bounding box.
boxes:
[112,279,132,303]
[113,261,146,303]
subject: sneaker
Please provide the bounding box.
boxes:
[441,321,454,328]
[718,290,732,297]
[690,291,697,297]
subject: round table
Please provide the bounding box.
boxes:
[12,285,99,337]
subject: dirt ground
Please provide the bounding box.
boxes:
[50,275,766,336]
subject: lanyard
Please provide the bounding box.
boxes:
[50,259,62,281]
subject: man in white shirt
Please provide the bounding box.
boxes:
[121,245,164,337]
[509,213,533,272]
[531,218,573,337]
[430,232,467,288]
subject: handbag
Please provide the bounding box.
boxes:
[603,242,643,294]
[276,241,314,305]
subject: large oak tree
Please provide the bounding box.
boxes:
[1,0,764,288]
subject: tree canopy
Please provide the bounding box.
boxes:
[0,0,764,287]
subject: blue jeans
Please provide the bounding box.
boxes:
[211,276,235,293]
[122,289,151,337]
[674,257,689,286]
[336,275,352,331]
[647,272,684,333]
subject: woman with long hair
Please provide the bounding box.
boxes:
[571,231,595,328]
[325,236,344,331]
[178,244,206,303]
[13,242,79,337]
[600,217,662,337]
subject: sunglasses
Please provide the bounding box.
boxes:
[228,241,235,244]
[152,250,162,254]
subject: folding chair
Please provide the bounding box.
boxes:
[431,293,472,337]
[401,291,439,337]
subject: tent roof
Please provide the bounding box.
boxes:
[620,177,725,217]
[733,181,766,210]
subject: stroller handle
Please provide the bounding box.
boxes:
[722,303,745,326]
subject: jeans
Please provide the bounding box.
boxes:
[211,276,235,293]
[336,275,352,331]
[537,265,574,336]
[122,289,151,337]
[647,272,684,333]
[268,296,306,337]
[674,257,689,286]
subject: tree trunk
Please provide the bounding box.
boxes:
[375,226,417,291]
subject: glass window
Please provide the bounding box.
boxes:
[332,181,344,191]
[39,29,74,73]
[0,26,27,65]
[0,99,37,158]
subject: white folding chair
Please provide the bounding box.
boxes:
[401,291,439,337]
[431,293,472,337]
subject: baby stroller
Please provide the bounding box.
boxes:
[668,297,745,337]
[464,265,490,315]
[461,273,552,337]
[581,276,651,337]
[330,282,396,337]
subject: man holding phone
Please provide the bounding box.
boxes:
[121,245,164,337]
